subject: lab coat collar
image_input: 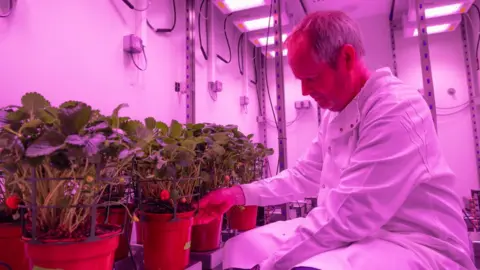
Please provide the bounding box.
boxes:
[327,67,394,139]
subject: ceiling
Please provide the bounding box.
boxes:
[298,0,409,20]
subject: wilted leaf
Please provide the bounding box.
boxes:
[111,103,129,129]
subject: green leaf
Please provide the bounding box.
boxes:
[144,117,156,130]
[86,121,109,132]
[181,139,197,151]
[37,107,58,124]
[211,133,229,144]
[0,110,8,128]
[84,133,106,156]
[212,144,225,156]
[156,121,169,135]
[7,108,29,122]
[169,120,183,138]
[20,118,42,131]
[21,92,51,116]
[162,137,177,145]
[58,102,92,135]
[26,130,65,157]
[65,134,86,146]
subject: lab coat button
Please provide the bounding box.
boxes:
[340,128,343,132]
[328,146,332,152]
[322,184,325,188]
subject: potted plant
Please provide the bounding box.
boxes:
[96,104,137,262]
[190,123,237,252]
[129,119,204,270]
[0,93,135,269]
[225,132,274,232]
[0,105,29,270]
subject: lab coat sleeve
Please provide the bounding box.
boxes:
[268,104,431,269]
[240,131,324,207]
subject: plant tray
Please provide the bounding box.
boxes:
[190,243,224,269]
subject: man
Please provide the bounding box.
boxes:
[196,10,475,270]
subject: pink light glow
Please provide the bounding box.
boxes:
[412,23,451,36]
[257,34,288,46]
[268,49,288,57]
[243,17,274,31]
[425,3,463,18]
[221,0,267,12]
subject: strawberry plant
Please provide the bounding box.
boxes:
[0,93,135,241]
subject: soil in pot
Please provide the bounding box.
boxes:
[0,222,29,270]
[141,200,195,270]
[24,223,121,270]
[97,205,134,261]
[227,205,258,231]
[191,214,223,252]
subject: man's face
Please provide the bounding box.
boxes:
[287,33,357,111]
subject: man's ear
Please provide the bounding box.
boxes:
[337,44,357,71]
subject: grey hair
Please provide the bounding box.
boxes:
[286,11,366,67]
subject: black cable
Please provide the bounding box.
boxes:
[471,4,480,70]
[146,0,176,33]
[217,14,233,64]
[121,0,151,12]
[0,0,14,18]
[130,46,148,71]
[388,0,396,21]
[263,2,278,129]
[251,45,258,85]
[199,0,208,60]
[238,33,245,75]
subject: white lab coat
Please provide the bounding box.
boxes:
[223,68,476,270]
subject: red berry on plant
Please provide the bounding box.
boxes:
[160,189,170,201]
[181,197,187,203]
[6,195,20,209]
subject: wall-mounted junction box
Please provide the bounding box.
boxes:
[123,34,143,54]
[240,96,249,106]
[208,81,223,92]
[294,100,312,110]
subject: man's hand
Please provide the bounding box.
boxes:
[194,186,245,225]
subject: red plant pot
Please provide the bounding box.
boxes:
[191,215,223,252]
[0,223,29,270]
[135,221,143,244]
[141,211,194,270]
[24,226,121,270]
[227,205,258,231]
[97,207,133,261]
